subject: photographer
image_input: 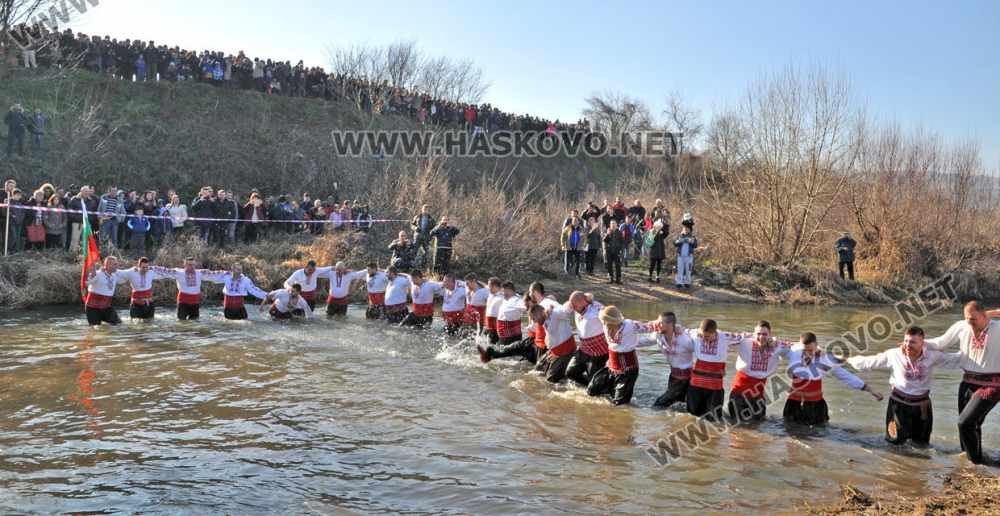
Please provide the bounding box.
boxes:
[191,186,218,243]
[429,216,460,275]
[410,204,436,268]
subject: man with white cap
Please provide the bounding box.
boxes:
[588,305,655,405]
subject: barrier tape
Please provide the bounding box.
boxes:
[0,203,408,224]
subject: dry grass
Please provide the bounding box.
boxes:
[802,474,1000,515]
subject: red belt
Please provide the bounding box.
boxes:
[386,303,406,314]
[609,349,639,372]
[550,336,577,356]
[413,302,434,317]
[788,378,824,402]
[691,360,726,390]
[485,316,498,331]
[368,292,386,306]
[224,294,245,309]
[131,289,152,304]
[442,310,464,326]
[497,319,522,338]
[579,333,609,356]
[85,292,113,309]
[299,289,316,301]
[670,367,692,380]
[327,295,349,305]
[730,371,767,398]
[177,292,200,305]
[463,305,486,325]
[963,371,1000,387]
[534,324,548,349]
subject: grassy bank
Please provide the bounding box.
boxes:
[802,473,1000,515]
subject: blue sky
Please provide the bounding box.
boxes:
[67,0,999,165]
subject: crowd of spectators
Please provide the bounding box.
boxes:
[9,27,592,140]
[0,179,371,254]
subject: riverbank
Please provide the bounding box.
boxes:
[801,473,1000,515]
[0,233,971,309]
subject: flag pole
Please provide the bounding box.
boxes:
[4,196,9,256]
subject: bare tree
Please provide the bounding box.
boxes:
[384,39,422,88]
[582,90,653,146]
[662,87,703,153]
[448,57,490,104]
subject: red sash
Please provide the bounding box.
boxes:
[691,360,727,390]
[413,302,434,317]
[670,367,692,380]
[730,371,767,398]
[789,378,824,402]
[442,310,464,326]
[550,336,577,357]
[462,305,486,325]
[534,324,547,349]
[609,349,639,372]
[177,292,200,305]
[368,292,386,306]
[131,289,152,304]
[497,319,522,338]
[299,289,316,301]
[386,303,406,314]
[223,295,244,309]
[579,333,609,356]
[85,292,113,309]
[962,371,1000,387]
[327,295,349,305]
[485,316,498,331]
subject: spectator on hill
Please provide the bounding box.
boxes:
[585,218,601,276]
[604,220,624,284]
[647,220,668,283]
[243,192,266,243]
[28,107,44,159]
[429,216,460,275]
[24,189,46,251]
[620,219,633,267]
[674,225,698,289]
[98,187,125,249]
[611,196,627,224]
[355,205,373,234]
[43,194,67,250]
[562,209,580,229]
[128,207,150,253]
[153,199,172,245]
[561,216,584,277]
[135,53,147,81]
[4,189,24,253]
[4,103,28,159]
[411,204,436,267]
[835,230,858,281]
[68,186,99,252]
[601,205,614,231]
[191,187,217,243]
[338,201,352,231]
[581,202,601,225]
[218,190,239,247]
[389,231,417,270]
[167,195,188,238]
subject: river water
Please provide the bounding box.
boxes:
[0,300,994,515]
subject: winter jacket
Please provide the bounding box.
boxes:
[604,229,624,255]
[429,225,460,248]
[674,233,698,257]
[649,228,668,260]
[68,195,99,226]
[389,239,417,264]
[411,214,436,238]
[127,216,150,234]
[561,225,583,251]
[835,236,857,262]
[43,208,67,234]
[586,227,602,252]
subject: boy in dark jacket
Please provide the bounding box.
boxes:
[127,207,151,253]
[4,189,24,253]
[604,220,624,284]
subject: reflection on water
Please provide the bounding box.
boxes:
[0,301,994,515]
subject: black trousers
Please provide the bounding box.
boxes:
[649,259,663,278]
[588,368,639,406]
[686,385,725,421]
[783,398,829,426]
[305,298,317,312]
[366,305,387,320]
[270,307,304,319]
[486,329,500,345]
[654,375,690,408]
[86,306,120,326]
[486,336,537,364]
[535,350,574,383]
[887,396,932,444]
[564,250,581,275]
[224,307,248,320]
[839,260,855,280]
[129,302,155,320]
[326,302,348,317]
[564,349,608,387]
[177,302,200,320]
[728,393,767,423]
[386,308,408,325]
[958,381,1000,464]
[434,247,453,275]
[585,249,598,274]
[400,313,433,328]
[605,251,621,281]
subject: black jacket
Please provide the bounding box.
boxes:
[429,225,459,248]
[4,110,28,133]
[67,195,99,226]
[603,230,623,254]
[411,214,437,238]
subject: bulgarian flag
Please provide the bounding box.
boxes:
[80,203,99,299]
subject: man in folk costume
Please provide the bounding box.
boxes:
[382,266,412,325]
[461,273,490,335]
[153,257,226,320]
[924,301,1000,464]
[84,256,129,325]
[260,283,315,320]
[564,291,608,387]
[783,331,883,426]
[118,257,166,320]
[727,321,794,423]
[588,305,655,406]
[530,298,577,383]
[440,274,468,336]
[363,262,390,320]
[637,311,695,409]
[477,283,538,364]
[210,262,270,320]
[400,268,441,328]
[284,260,332,312]
[482,277,503,344]
[685,319,744,421]
[848,326,964,444]
[321,261,365,317]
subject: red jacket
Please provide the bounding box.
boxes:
[243,201,267,225]
[465,108,475,122]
